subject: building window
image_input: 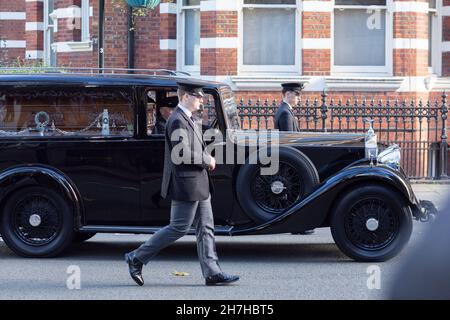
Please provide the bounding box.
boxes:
[333,0,391,75]
[180,0,200,72]
[44,0,57,66]
[428,0,438,74]
[241,0,298,73]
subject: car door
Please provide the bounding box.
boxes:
[137,89,172,226]
[64,138,143,225]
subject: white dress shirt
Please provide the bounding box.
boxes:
[177,104,193,121]
[283,100,293,110]
[177,104,211,163]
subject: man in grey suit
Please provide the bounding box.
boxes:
[274,83,315,235]
[125,82,239,286]
[274,82,303,131]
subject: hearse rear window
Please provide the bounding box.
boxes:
[0,87,134,138]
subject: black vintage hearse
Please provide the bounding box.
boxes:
[0,71,434,261]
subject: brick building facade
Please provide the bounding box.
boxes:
[0,0,449,102]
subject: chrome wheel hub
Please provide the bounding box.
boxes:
[270,181,285,195]
[366,218,379,231]
[29,214,42,227]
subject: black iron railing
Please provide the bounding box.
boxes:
[235,92,449,180]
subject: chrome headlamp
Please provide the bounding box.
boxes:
[377,144,401,166]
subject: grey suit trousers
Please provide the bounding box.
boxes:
[133,194,222,278]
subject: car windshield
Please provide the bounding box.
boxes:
[220,86,241,130]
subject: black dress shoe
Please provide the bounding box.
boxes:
[205,273,239,286]
[125,252,144,286]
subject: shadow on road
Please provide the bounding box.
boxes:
[0,240,352,263]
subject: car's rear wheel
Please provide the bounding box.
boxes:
[330,184,413,262]
[0,186,74,257]
[236,147,320,223]
[73,232,96,244]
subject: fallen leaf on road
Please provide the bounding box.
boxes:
[172,271,190,277]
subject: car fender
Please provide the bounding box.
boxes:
[231,163,420,236]
[0,164,83,229]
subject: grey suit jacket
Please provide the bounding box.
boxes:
[161,106,214,201]
[274,102,299,132]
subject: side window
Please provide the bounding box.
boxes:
[146,90,179,136]
[145,89,218,135]
[0,88,134,138]
[198,93,217,130]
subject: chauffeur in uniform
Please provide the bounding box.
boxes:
[274,82,303,131]
[274,82,315,235]
[125,82,239,286]
[152,96,177,135]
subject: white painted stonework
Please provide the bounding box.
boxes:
[393,39,429,50]
[200,38,238,49]
[25,50,44,59]
[0,40,26,48]
[201,0,238,12]
[51,41,92,53]
[159,2,177,14]
[0,12,26,20]
[302,39,332,50]
[160,39,177,50]
[26,22,45,31]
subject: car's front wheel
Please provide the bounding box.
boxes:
[236,147,320,223]
[0,186,74,257]
[330,184,413,262]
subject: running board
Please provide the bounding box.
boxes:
[78,225,234,236]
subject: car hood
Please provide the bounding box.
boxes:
[227,130,366,148]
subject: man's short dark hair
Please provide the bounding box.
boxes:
[177,88,187,101]
[281,82,303,96]
[282,88,301,96]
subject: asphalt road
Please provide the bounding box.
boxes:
[0,185,448,300]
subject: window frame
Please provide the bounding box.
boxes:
[428,0,441,76]
[177,0,201,75]
[81,0,90,42]
[44,0,57,67]
[331,1,393,76]
[238,0,301,75]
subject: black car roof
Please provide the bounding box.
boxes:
[0,73,224,89]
